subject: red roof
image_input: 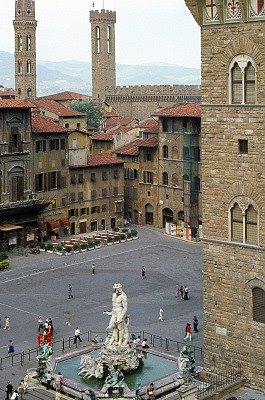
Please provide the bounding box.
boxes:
[32,99,86,117]
[106,116,132,128]
[31,115,71,134]
[103,110,119,118]
[87,154,124,167]
[0,99,36,109]
[38,91,91,101]
[138,136,159,148]
[115,139,144,156]
[153,103,201,118]
[91,124,131,141]
[139,118,159,134]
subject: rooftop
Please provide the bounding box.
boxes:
[153,103,201,118]
[0,99,36,109]
[32,99,86,117]
[31,115,71,134]
[70,153,124,168]
[37,91,91,102]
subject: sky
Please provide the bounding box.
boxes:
[0,0,201,69]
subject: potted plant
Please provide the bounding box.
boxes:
[39,242,46,252]
[113,227,120,232]
[94,239,101,249]
[113,235,120,244]
[107,236,114,246]
[126,232,132,241]
[46,242,53,253]
[88,241,95,250]
[80,243,87,252]
[56,244,63,255]
[73,243,80,253]
[65,246,72,255]
[119,233,126,243]
[131,229,138,239]
[121,228,128,233]
[0,252,9,271]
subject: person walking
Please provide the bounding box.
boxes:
[183,323,192,341]
[10,390,19,400]
[5,381,13,400]
[158,308,164,321]
[175,283,180,297]
[66,312,71,326]
[73,327,82,344]
[68,284,73,299]
[92,263,95,275]
[4,316,10,330]
[7,340,14,355]
[37,316,43,332]
[54,372,63,392]
[183,285,189,300]
[179,285,184,298]
[193,316,198,333]
[146,383,156,400]
[141,266,146,279]
[46,371,52,390]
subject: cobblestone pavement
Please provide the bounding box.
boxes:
[0,226,202,391]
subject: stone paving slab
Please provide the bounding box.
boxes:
[221,386,265,400]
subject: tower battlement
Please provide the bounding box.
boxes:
[15,0,35,20]
[90,9,116,23]
[106,84,200,96]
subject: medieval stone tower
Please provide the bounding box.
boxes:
[90,9,116,100]
[13,0,37,99]
[184,0,265,388]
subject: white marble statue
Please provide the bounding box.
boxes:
[104,282,128,347]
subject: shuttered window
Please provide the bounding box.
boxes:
[231,63,242,104]
[253,287,265,324]
[245,62,256,104]
[245,205,257,244]
[231,203,243,242]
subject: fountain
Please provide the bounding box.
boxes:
[23,282,200,399]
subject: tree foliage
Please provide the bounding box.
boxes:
[70,99,104,129]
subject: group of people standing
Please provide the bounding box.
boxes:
[183,316,199,341]
[175,283,189,300]
[37,316,54,347]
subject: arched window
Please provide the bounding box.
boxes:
[107,26,111,54]
[26,34,31,51]
[18,34,23,51]
[230,202,258,245]
[96,26,100,53]
[162,172,168,186]
[252,287,265,324]
[26,60,32,74]
[27,88,32,97]
[18,60,22,74]
[162,145,168,158]
[229,55,256,104]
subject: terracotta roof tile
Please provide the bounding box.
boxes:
[115,139,143,156]
[106,116,132,128]
[31,115,71,134]
[139,117,159,133]
[38,91,91,101]
[32,99,86,117]
[138,136,159,148]
[0,99,36,109]
[153,103,201,118]
[70,153,124,168]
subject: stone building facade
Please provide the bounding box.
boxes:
[13,0,37,99]
[185,0,265,388]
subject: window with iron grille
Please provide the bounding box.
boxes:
[238,139,248,154]
[253,287,265,324]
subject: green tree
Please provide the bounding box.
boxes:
[70,99,104,129]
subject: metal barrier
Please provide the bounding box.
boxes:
[196,365,244,399]
[0,329,203,370]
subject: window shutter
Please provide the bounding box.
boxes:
[253,287,265,324]
[232,63,242,104]
[57,171,61,189]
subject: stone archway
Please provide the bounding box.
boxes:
[162,207,173,227]
[145,203,154,225]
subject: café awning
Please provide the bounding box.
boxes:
[0,224,23,232]
[59,218,70,228]
[47,220,59,230]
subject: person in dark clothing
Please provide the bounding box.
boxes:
[68,284,73,299]
[180,285,184,298]
[193,316,198,332]
[5,381,13,400]
[141,266,146,279]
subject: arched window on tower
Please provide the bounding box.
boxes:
[162,145,168,158]
[230,201,258,245]
[18,34,23,51]
[96,26,100,54]
[26,60,32,74]
[107,26,111,54]
[229,55,256,104]
[252,287,265,324]
[26,34,31,51]
[162,172,168,186]
[18,60,22,74]
[27,88,32,97]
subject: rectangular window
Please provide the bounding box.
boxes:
[48,171,57,189]
[91,172,96,182]
[78,192,84,201]
[144,149,153,162]
[36,140,46,152]
[9,126,22,152]
[143,171,153,184]
[49,139,60,151]
[115,202,123,213]
[91,206,100,214]
[102,171,108,180]
[61,197,67,207]
[91,189,97,199]
[70,173,77,184]
[113,187,118,196]
[81,207,88,215]
[69,209,76,217]
[113,170,119,179]
[35,173,45,192]
[102,204,107,212]
[61,139,66,150]
[238,139,248,154]
[102,188,107,197]
[70,192,75,202]
[71,139,77,148]
[79,173,84,183]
